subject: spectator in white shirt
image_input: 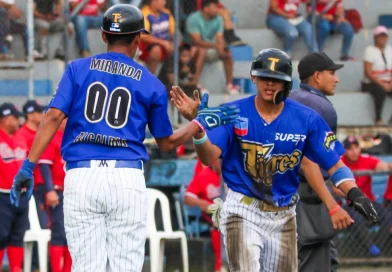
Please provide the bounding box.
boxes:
[362,26,392,125]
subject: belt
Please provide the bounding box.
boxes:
[65,160,143,171]
[240,196,290,212]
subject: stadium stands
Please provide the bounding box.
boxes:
[1,0,392,126]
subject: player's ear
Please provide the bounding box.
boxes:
[102,31,108,44]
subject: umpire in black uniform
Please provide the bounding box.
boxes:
[290,52,344,272]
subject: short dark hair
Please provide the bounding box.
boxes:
[202,0,219,9]
[301,77,310,84]
[179,43,192,53]
[105,33,138,46]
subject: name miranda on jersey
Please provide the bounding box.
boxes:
[74,132,128,147]
[89,58,142,81]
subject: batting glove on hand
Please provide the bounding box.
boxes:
[348,188,379,224]
[195,93,239,130]
[208,198,224,230]
[10,159,35,207]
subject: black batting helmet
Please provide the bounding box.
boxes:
[102,4,149,35]
[250,48,293,104]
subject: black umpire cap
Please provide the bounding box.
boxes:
[101,4,149,35]
[0,103,23,118]
[23,100,46,114]
[298,52,344,81]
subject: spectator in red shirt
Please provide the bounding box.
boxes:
[266,0,316,57]
[341,136,391,201]
[341,135,392,256]
[0,103,28,272]
[310,0,354,61]
[384,176,392,209]
[184,160,223,272]
[70,0,107,57]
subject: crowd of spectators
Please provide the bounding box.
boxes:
[0,0,391,114]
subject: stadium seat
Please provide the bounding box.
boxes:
[23,196,51,272]
[178,185,210,238]
[229,45,254,61]
[146,188,189,272]
[379,14,392,28]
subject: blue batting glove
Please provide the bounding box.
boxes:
[195,93,240,130]
[10,159,35,207]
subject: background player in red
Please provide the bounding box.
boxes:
[340,136,392,256]
[38,119,70,272]
[0,103,28,272]
[14,100,47,227]
[13,100,47,271]
[184,160,223,272]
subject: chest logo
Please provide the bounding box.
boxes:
[240,140,302,186]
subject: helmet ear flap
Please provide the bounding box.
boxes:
[272,82,292,104]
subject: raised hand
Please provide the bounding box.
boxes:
[170,86,201,121]
[195,93,239,130]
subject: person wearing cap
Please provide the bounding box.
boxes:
[14,100,49,226]
[139,0,176,74]
[362,25,392,125]
[0,103,28,272]
[289,51,346,272]
[13,100,48,271]
[340,136,392,257]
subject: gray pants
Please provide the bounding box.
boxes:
[298,240,338,272]
[34,17,66,56]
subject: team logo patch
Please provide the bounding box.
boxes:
[240,140,302,186]
[235,117,248,136]
[324,131,337,151]
[111,23,119,28]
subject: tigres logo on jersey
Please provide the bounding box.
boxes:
[240,140,302,186]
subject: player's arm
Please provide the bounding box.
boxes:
[184,193,212,213]
[305,115,379,224]
[154,86,238,152]
[39,164,60,207]
[155,122,201,152]
[301,157,353,229]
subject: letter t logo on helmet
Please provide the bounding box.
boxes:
[268,58,280,71]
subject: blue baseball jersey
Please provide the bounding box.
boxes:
[49,52,173,162]
[208,95,345,207]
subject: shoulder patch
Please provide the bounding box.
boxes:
[323,131,337,151]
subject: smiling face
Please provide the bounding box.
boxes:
[252,76,285,104]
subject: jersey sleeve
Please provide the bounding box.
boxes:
[168,12,176,37]
[363,46,374,63]
[207,123,234,158]
[303,113,345,170]
[186,14,200,35]
[148,84,173,138]
[216,16,224,34]
[49,63,75,116]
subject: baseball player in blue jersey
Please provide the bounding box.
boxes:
[8,4,239,272]
[170,48,379,271]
